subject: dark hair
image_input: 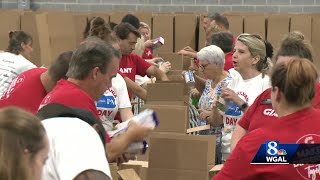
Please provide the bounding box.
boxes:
[0,107,46,180]
[114,22,141,40]
[6,31,33,55]
[213,14,229,30]
[48,51,73,82]
[83,17,112,42]
[37,103,106,145]
[275,31,313,62]
[211,32,234,53]
[121,14,140,29]
[66,39,121,80]
[109,22,118,30]
[271,58,318,106]
[206,12,220,21]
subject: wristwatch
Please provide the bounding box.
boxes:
[240,102,248,111]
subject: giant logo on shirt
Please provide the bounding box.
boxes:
[96,95,116,108]
[2,74,25,99]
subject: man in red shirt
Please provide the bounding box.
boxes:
[231,32,319,152]
[114,23,169,99]
[39,40,152,161]
[0,51,72,114]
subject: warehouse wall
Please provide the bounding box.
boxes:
[1,0,320,13]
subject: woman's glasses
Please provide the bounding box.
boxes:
[199,63,210,71]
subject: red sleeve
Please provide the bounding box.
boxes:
[213,130,264,180]
[238,89,268,130]
[133,54,151,77]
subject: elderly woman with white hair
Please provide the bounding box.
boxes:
[195,45,234,164]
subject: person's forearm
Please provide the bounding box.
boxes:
[106,133,133,162]
[208,106,223,126]
[230,124,247,152]
[119,108,134,122]
[124,77,147,100]
[154,68,169,81]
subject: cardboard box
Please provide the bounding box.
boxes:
[174,14,197,53]
[209,164,223,179]
[223,14,243,37]
[152,14,174,53]
[119,161,148,180]
[198,14,207,51]
[47,12,77,66]
[311,14,320,70]
[73,13,89,46]
[148,132,216,171]
[167,70,184,82]
[147,168,208,180]
[146,82,189,105]
[0,11,22,51]
[158,53,190,70]
[142,104,189,133]
[290,14,312,42]
[267,14,290,51]
[109,163,119,180]
[134,11,152,30]
[21,12,51,66]
[244,14,266,39]
[110,11,129,24]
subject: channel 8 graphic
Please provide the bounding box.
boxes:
[251,141,320,164]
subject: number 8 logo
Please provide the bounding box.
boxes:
[267,141,278,156]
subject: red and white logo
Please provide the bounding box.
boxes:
[263,108,278,117]
[294,134,320,180]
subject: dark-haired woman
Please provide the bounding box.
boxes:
[0,31,36,97]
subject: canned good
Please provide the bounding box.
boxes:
[184,70,195,87]
[157,58,165,67]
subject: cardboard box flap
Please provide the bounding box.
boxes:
[148,132,216,171]
[0,11,22,50]
[146,82,188,102]
[267,14,290,51]
[147,167,208,180]
[209,164,224,172]
[290,14,312,41]
[244,14,266,39]
[152,14,174,53]
[311,15,320,70]
[224,15,243,37]
[174,14,197,52]
[122,160,149,168]
[142,104,189,133]
[158,53,190,70]
[110,11,129,24]
[118,169,141,180]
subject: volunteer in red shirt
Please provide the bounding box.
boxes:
[114,23,169,99]
[39,40,152,162]
[0,51,72,114]
[231,31,320,151]
[214,58,320,179]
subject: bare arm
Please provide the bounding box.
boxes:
[106,122,152,161]
[74,170,110,180]
[207,105,223,127]
[231,124,247,152]
[119,107,133,122]
[146,66,169,81]
[123,77,147,101]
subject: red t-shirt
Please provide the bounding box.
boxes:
[0,68,47,114]
[39,79,111,142]
[142,47,153,59]
[214,107,320,180]
[238,83,320,132]
[224,52,233,71]
[119,53,151,98]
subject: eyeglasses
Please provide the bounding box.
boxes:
[199,63,210,71]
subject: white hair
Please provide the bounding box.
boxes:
[197,45,225,68]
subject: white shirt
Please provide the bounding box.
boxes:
[42,117,111,180]
[96,73,131,131]
[135,75,151,86]
[221,73,270,159]
[0,52,36,97]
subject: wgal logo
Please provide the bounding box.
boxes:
[265,141,288,163]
